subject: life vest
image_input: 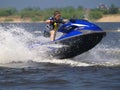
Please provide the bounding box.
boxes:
[49,17,63,31]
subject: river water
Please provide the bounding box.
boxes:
[0,22,120,90]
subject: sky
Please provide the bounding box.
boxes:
[0,0,120,10]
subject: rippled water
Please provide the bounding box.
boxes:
[0,22,120,90]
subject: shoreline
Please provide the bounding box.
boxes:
[0,21,45,23]
[0,15,120,23]
[96,14,120,22]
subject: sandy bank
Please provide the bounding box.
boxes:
[0,15,120,23]
[96,15,120,22]
[0,16,44,23]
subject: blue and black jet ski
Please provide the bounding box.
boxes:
[34,19,106,59]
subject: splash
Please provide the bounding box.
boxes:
[34,58,91,67]
[0,25,49,63]
[0,25,92,67]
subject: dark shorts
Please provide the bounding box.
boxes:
[43,25,53,37]
[46,24,54,31]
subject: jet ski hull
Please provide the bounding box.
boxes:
[48,31,106,59]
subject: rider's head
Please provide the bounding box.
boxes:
[54,11,61,20]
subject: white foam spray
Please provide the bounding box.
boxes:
[0,25,91,67]
[0,25,48,63]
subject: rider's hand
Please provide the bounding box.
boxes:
[50,20,54,23]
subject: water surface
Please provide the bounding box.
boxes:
[0,22,120,90]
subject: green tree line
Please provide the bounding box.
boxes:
[0,4,119,21]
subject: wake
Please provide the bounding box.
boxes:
[0,25,119,67]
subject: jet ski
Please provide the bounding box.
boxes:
[33,19,106,59]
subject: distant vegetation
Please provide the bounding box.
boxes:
[0,4,119,21]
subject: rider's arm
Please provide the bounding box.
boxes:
[45,20,54,24]
[45,17,54,24]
